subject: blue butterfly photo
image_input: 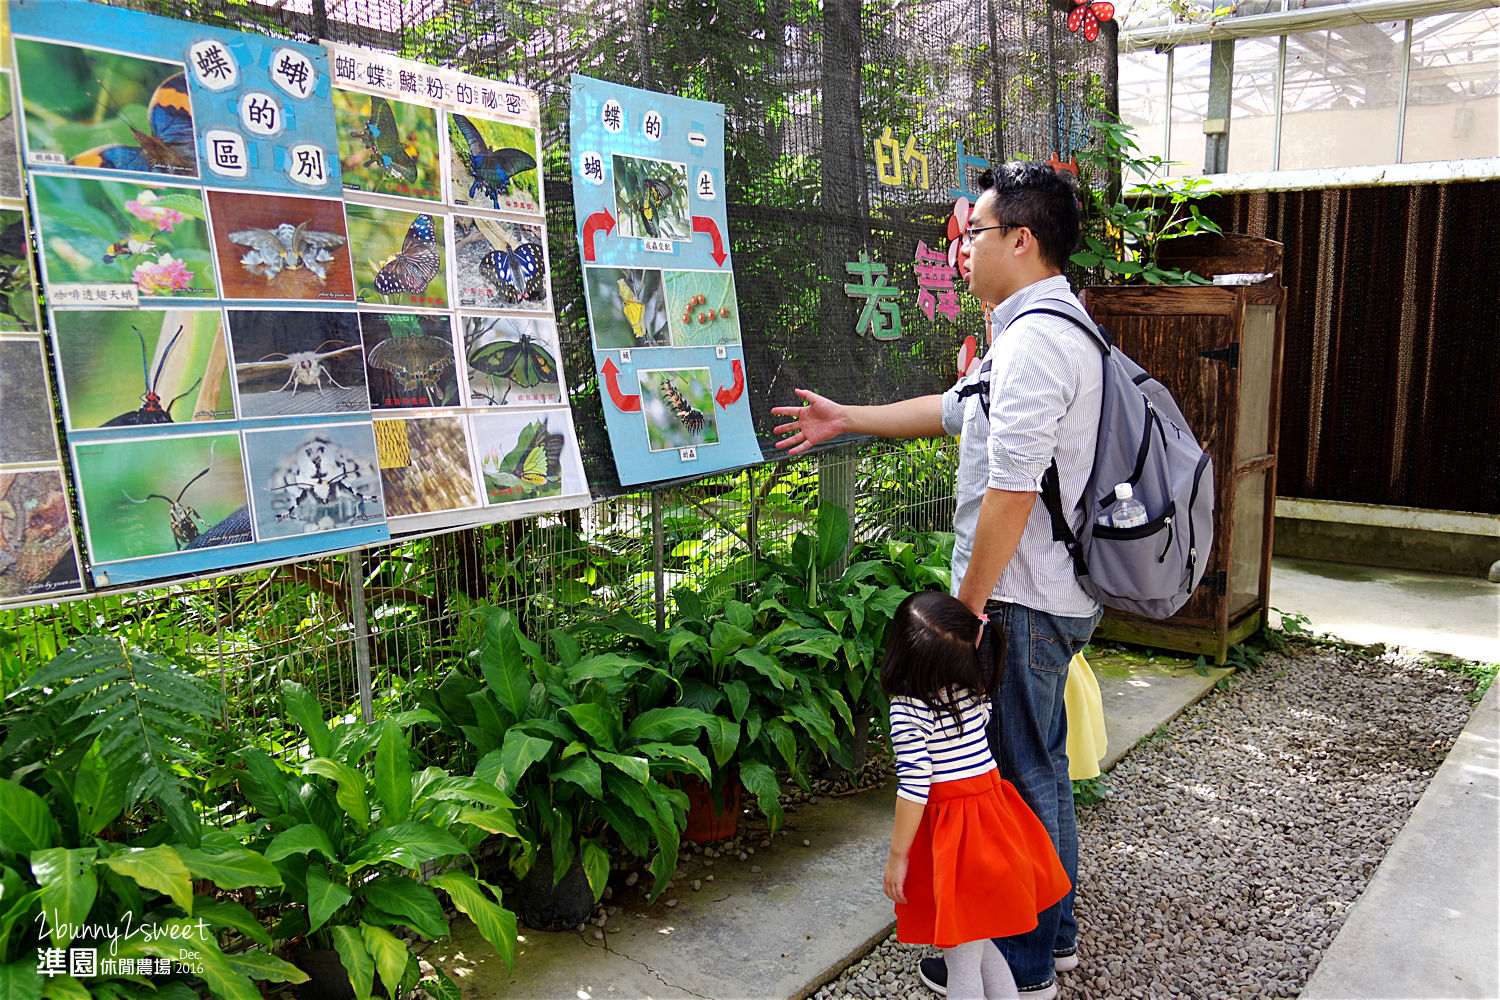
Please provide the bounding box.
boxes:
[333,88,442,200]
[346,204,447,306]
[14,40,197,178]
[447,113,541,213]
[453,215,549,311]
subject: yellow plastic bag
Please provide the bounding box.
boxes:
[1065,652,1108,780]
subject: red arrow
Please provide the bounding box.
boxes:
[600,357,641,412]
[714,359,745,409]
[692,216,727,267]
[582,209,616,262]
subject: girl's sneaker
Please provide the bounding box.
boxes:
[1054,948,1080,972]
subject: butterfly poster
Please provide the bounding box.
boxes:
[333,89,442,202]
[205,191,355,302]
[346,204,448,309]
[453,215,549,311]
[358,311,459,410]
[570,75,764,487]
[472,410,589,511]
[461,315,564,407]
[226,309,369,419]
[446,113,543,216]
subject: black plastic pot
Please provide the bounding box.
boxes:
[514,848,595,931]
[289,947,387,999]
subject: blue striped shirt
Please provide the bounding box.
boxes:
[890,689,996,804]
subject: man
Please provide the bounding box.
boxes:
[772,161,1102,999]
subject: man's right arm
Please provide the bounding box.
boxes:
[771,390,945,455]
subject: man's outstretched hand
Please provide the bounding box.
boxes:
[771,389,846,455]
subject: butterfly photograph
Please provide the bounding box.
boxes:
[358,311,459,410]
[0,212,40,333]
[346,204,447,307]
[32,174,216,298]
[372,415,481,519]
[583,265,668,350]
[333,88,441,201]
[13,40,197,178]
[612,155,690,241]
[50,309,232,431]
[463,316,563,406]
[474,412,570,505]
[447,113,542,214]
[639,368,720,452]
[453,215,548,311]
[206,191,355,301]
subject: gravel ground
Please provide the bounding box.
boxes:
[812,641,1482,1000]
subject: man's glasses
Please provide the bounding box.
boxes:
[962,222,1021,245]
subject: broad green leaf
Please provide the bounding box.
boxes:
[222,949,309,984]
[304,758,371,832]
[281,681,333,758]
[723,680,750,720]
[736,648,793,690]
[594,750,649,785]
[420,774,518,811]
[194,898,272,947]
[763,718,798,772]
[0,779,58,859]
[373,718,413,825]
[637,742,711,781]
[361,922,411,999]
[624,706,715,744]
[0,957,43,1000]
[479,608,536,720]
[550,755,602,799]
[30,848,96,948]
[707,621,754,665]
[453,807,521,839]
[98,845,192,915]
[564,653,642,686]
[177,846,282,889]
[331,924,375,1000]
[580,840,611,903]
[358,874,448,939]
[702,716,739,767]
[476,731,553,797]
[346,821,467,872]
[306,864,352,934]
[39,976,88,1000]
[265,823,338,863]
[428,872,518,970]
[738,761,785,833]
[113,917,258,1000]
[559,702,621,750]
[814,502,851,570]
[423,969,464,1000]
[70,746,127,836]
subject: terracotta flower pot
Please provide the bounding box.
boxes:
[683,775,741,843]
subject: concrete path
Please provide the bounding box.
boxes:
[1301,681,1499,1000]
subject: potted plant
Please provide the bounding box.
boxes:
[236,681,522,1000]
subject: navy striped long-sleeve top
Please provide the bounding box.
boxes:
[890,689,996,804]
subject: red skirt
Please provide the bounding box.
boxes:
[895,768,1071,948]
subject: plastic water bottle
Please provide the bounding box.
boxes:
[1101,483,1148,528]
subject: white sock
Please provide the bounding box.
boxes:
[945,941,987,1000]
[980,939,1020,999]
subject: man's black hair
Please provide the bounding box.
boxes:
[975,162,1081,273]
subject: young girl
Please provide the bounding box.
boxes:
[881,591,1071,1000]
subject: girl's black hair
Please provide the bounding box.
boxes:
[879,590,1005,729]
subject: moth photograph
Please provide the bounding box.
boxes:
[612,154,689,241]
[452,215,548,311]
[373,414,481,518]
[12,39,197,178]
[243,423,384,539]
[584,265,668,350]
[50,309,232,431]
[226,309,368,418]
[0,212,41,333]
[639,367,719,451]
[663,269,742,347]
[473,412,568,505]
[333,89,442,201]
[447,112,541,214]
[0,469,84,601]
[72,431,250,563]
[205,190,355,301]
[0,338,62,465]
[461,315,563,407]
[358,311,460,409]
[31,173,216,297]
[345,204,446,308]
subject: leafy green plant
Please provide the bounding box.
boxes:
[1072,774,1109,806]
[1070,113,1223,285]
[238,681,521,1000]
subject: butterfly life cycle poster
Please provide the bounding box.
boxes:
[326,41,591,533]
[8,0,390,589]
[0,0,85,605]
[570,75,763,487]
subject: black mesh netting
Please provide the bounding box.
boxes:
[129,0,1112,495]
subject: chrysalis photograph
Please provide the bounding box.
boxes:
[584,266,668,350]
[639,367,719,451]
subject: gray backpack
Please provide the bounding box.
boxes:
[961,306,1214,619]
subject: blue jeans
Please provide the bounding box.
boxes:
[982,599,1100,988]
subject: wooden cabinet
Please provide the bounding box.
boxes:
[1080,236,1286,663]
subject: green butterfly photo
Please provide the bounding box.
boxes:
[333,88,442,201]
[462,315,563,406]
